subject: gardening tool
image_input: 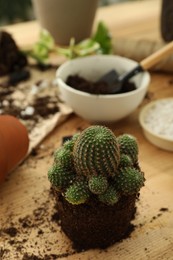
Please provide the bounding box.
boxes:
[99,41,173,93]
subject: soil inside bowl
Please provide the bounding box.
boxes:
[66,75,136,95]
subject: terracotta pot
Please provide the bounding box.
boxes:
[0,115,29,183]
[0,137,8,183]
[32,0,99,45]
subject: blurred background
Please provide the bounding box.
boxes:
[0,0,142,26]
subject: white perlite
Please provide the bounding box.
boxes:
[143,99,173,140]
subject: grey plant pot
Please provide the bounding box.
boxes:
[32,0,99,45]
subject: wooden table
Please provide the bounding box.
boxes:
[1,0,173,259]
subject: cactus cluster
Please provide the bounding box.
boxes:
[48,126,145,206]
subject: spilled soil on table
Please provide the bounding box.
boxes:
[0,188,77,260]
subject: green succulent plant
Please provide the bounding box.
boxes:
[73,125,120,177]
[98,185,119,206]
[119,154,133,168]
[48,164,75,191]
[65,179,90,205]
[115,167,145,195]
[117,134,138,163]
[63,133,80,151]
[54,146,74,170]
[54,133,80,170]
[88,175,108,195]
[48,125,145,206]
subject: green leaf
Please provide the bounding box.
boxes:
[92,21,112,54]
[57,38,76,59]
[74,39,100,56]
[39,29,55,50]
[58,38,101,59]
[24,29,56,64]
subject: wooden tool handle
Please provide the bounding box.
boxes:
[140,41,173,70]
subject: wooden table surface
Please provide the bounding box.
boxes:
[1,0,173,259]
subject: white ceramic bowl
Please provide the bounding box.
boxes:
[56,55,150,123]
[139,98,173,151]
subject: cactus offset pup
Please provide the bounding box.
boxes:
[48,126,145,249]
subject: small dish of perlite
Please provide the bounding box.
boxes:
[139,98,173,152]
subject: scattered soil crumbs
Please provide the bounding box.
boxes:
[149,207,169,223]
[2,227,18,237]
[0,68,61,133]
[159,207,169,212]
[0,189,76,260]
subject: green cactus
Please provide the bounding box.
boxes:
[54,146,74,170]
[65,179,90,205]
[117,134,138,163]
[54,133,80,170]
[88,175,108,194]
[98,185,119,205]
[48,164,75,190]
[73,125,120,177]
[63,133,80,151]
[115,167,145,195]
[119,154,133,168]
[48,125,145,206]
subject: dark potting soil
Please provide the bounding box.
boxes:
[54,190,137,250]
[0,31,28,76]
[66,75,136,95]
